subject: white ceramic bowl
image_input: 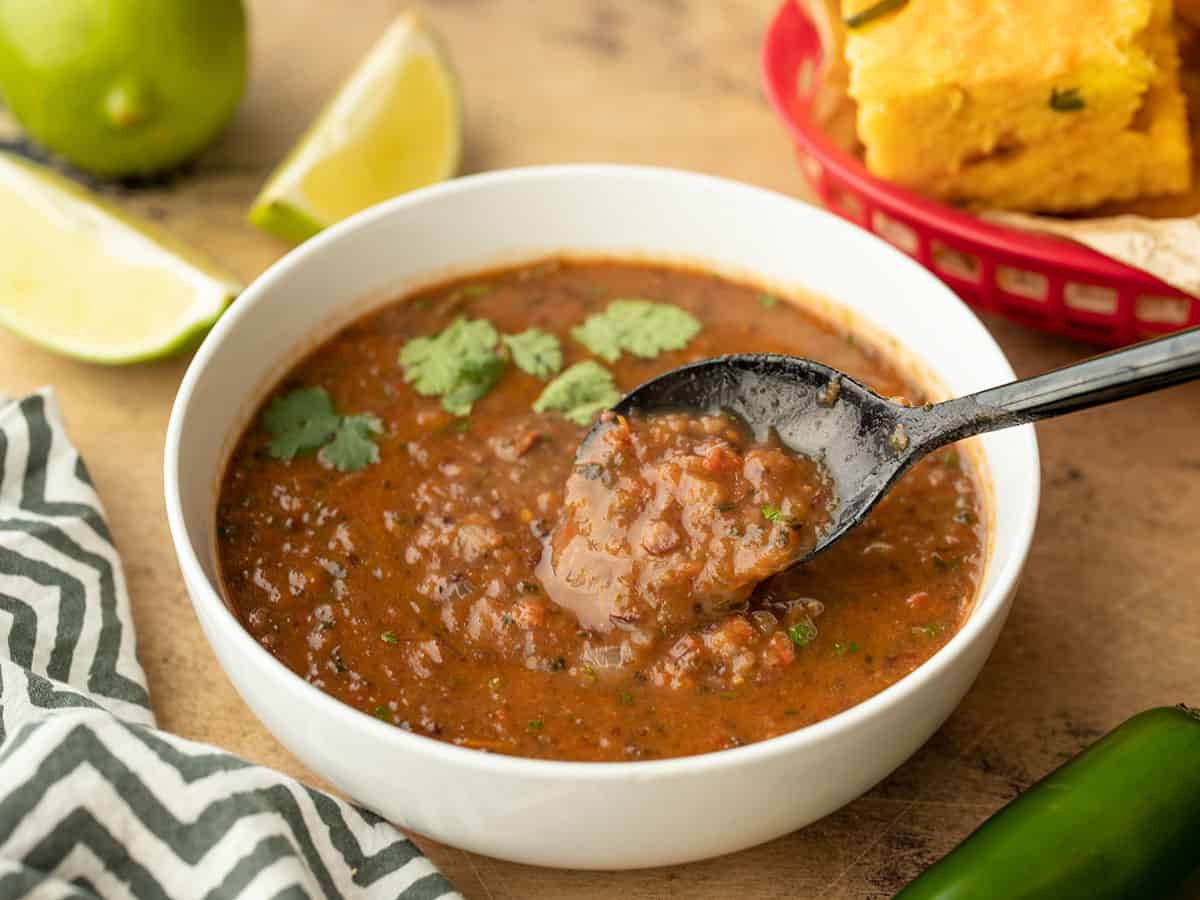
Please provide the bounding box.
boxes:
[165,165,1039,870]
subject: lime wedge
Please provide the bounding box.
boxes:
[249,13,462,243]
[0,152,240,364]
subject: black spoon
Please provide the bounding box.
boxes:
[593,326,1200,568]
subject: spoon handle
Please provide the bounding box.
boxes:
[908,327,1200,449]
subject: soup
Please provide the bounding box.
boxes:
[540,409,835,632]
[216,259,984,762]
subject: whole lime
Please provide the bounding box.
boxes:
[0,0,247,177]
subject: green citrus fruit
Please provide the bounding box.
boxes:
[0,151,240,363]
[249,13,462,243]
[0,0,247,177]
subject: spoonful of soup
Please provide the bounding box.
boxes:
[539,327,1200,633]
[537,409,836,632]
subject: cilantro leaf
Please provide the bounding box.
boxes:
[503,328,563,378]
[621,302,701,358]
[571,300,701,362]
[263,387,382,472]
[570,310,625,362]
[319,414,383,472]
[263,387,339,460]
[399,317,499,394]
[441,355,506,416]
[533,361,621,425]
[398,317,504,415]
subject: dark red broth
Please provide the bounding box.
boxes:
[217,259,984,761]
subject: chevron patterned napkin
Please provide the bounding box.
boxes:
[0,389,461,900]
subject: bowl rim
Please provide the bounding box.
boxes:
[165,162,1040,781]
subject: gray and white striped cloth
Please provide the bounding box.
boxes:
[0,389,460,900]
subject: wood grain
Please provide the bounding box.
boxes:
[2,1,1198,896]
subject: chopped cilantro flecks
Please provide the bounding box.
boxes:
[762,504,800,527]
[833,641,859,655]
[373,705,391,721]
[932,552,961,572]
[262,387,382,472]
[1050,87,1085,112]
[503,328,563,379]
[787,619,818,647]
[759,293,779,309]
[381,630,400,645]
[526,718,544,732]
[570,299,701,363]
[913,623,942,638]
[533,361,621,425]
[441,283,492,314]
[617,690,634,705]
[845,0,908,27]
[398,317,504,416]
[450,283,492,301]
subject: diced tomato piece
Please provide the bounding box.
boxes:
[763,631,796,667]
[702,445,739,474]
[905,591,930,611]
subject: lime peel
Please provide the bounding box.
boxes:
[0,0,246,177]
[0,152,241,364]
[249,13,462,243]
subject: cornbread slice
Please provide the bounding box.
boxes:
[843,0,1192,211]
[1098,20,1200,217]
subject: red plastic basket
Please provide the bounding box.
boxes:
[761,0,1200,346]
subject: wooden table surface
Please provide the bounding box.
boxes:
[3,1,1199,897]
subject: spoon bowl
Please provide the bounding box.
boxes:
[594,353,916,567]
[597,325,1200,569]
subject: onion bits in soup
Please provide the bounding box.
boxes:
[217,259,984,762]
